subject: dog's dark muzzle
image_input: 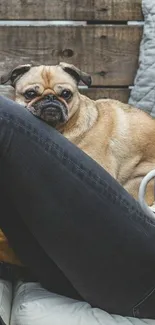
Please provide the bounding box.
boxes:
[29,94,68,126]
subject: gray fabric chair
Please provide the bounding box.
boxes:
[128,0,155,117]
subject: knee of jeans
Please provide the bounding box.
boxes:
[0,95,34,136]
[0,95,30,123]
[0,97,26,156]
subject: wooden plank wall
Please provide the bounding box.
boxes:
[0,0,143,102]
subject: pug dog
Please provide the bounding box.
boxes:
[1,62,155,206]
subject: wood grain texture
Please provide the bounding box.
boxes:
[0,0,143,21]
[0,25,142,86]
[0,85,130,104]
[80,88,130,102]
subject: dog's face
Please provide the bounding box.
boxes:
[0,63,91,127]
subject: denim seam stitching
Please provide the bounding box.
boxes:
[132,286,155,317]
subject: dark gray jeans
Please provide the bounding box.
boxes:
[0,96,155,319]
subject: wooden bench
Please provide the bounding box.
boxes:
[0,0,143,103]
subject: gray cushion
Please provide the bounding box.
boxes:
[128,0,155,117]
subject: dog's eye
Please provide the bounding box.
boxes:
[61,89,72,101]
[24,90,37,100]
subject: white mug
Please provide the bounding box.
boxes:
[138,170,155,220]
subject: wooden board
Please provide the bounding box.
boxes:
[80,88,130,102]
[0,0,143,21]
[0,25,142,86]
[0,85,130,104]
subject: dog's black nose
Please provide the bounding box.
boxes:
[44,94,57,101]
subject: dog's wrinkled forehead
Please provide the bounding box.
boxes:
[0,62,92,91]
[16,65,77,92]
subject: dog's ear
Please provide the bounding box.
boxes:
[0,64,32,87]
[59,62,92,87]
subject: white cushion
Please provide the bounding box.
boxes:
[10,282,155,325]
[0,280,12,325]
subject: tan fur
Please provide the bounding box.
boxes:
[8,64,155,205]
[62,97,155,204]
[0,230,22,265]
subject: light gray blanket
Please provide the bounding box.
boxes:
[129,0,155,117]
